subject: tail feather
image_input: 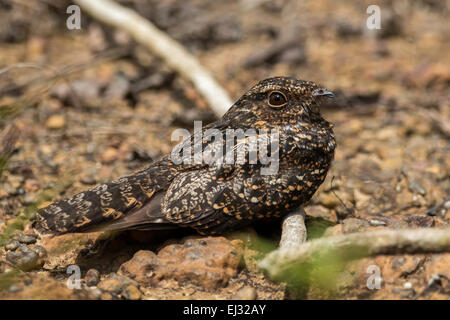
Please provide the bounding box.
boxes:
[35,171,166,234]
[91,192,178,232]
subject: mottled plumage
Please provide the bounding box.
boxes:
[35,77,336,235]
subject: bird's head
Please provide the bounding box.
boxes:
[225,76,335,127]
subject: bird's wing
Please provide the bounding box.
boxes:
[160,134,298,234]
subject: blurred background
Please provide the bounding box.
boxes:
[0,0,449,299]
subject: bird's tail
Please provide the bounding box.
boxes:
[34,171,157,234]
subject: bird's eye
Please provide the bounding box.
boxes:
[268,91,288,108]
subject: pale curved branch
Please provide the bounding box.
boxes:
[73,0,233,116]
[259,228,450,279]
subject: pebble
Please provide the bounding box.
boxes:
[80,175,97,185]
[100,292,114,300]
[428,274,441,287]
[89,287,103,300]
[24,179,40,193]
[408,181,426,196]
[121,285,142,300]
[85,269,100,286]
[101,147,119,164]
[45,115,66,129]
[393,287,415,298]
[319,193,340,209]
[403,282,413,290]
[8,284,22,293]
[8,175,24,188]
[118,237,243,290]
[104,74,130,100]
[444,200,450,210]
[5,240,20,251]
[4,183,18,196]
[369,219,387,227]
[97,273,137,295]
[342,218,368,234]
[6,245,46,271]
[18,234,37,244]
[34,245,47,260]
[0,188,8,199]
[70,80,102,107]
[233,286,257,300]
[23,193,38,205]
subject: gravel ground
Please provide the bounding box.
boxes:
[0,0,449,299]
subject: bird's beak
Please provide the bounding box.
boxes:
[314,89,335,99]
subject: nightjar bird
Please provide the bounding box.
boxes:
[35,77,336,235]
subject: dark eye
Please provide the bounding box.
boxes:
[268,91,288,108]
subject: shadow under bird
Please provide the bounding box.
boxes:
[35,76,336,235]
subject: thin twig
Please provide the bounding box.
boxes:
[0,63,48,77]
[330,175,355,219]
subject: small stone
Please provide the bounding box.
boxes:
[392,287,415,299]
[85,269,100,287]
[0,188,8,199]
[121,285,141,300]
[97,273,137,294]
[424,254,450,279]
[18,234,37,244]
[403,282,413,290]
[89,287,103,300]
[118,237,244,289]
[4,183,18,196]
[342,218,368,234]
[45,115,66,129]
[34,245,47,261]
[369,219,387,226]
[8,175,24,189]
[233,286,257,300]
[5,240,20,251]
[319,193,340,209]
[104,74,130,100]
[69,80,102,108]
[24,179,40,193]
[23,193,38,205]
[100,292,114,300]
[444,201,450,210]
[408,181,426,196]
[80,175,97,185]
[97,277,124,294]
[354,189,372,209]
[101,148,118,164]
[8,284,22,293]
[6,245,45,271]
[428,274,441,287]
